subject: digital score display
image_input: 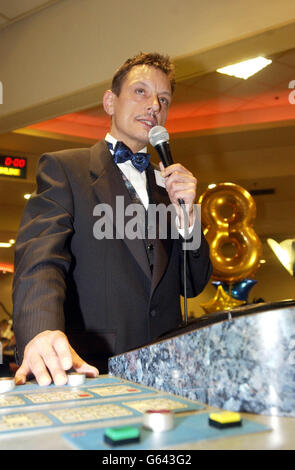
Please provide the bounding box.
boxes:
[0,154,27,178]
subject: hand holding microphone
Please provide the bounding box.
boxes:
[148,126,197,229]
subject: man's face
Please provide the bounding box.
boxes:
[105,65,172,153]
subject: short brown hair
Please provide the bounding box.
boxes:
[111,52,175,96]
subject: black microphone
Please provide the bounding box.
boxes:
[148,125,174,167]
[148,125,185,206]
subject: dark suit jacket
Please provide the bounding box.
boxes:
[12,140,211,371]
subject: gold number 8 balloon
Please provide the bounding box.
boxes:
[198,182,262,283]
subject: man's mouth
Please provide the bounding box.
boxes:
[137,117,157,129]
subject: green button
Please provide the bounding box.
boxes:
[105,426,140,441]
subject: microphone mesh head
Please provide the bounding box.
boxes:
[148,126,169,147]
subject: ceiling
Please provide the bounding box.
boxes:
[24,48,295,139]
[0,0,61,30]
[0,46,295,273]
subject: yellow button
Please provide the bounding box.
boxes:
[209,411,241,424]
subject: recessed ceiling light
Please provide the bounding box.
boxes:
[217,56,272,80]
[24,193,31,199]
[208,183,217,189]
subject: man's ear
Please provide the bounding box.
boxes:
[103,89,115,116]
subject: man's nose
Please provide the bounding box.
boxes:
[147,94,160,113]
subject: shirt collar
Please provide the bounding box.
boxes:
[105,133,147,154]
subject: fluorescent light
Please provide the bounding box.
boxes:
[0,239,15,248]
[217,56,272,80]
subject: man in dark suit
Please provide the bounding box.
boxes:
[13,52,211,386]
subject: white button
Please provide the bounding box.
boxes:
[0,377,15,394]
[143,409,174,432]
[67,373,85,387]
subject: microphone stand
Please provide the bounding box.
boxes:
[178,198,189,326]
[148,126,190,326]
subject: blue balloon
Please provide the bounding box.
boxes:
[212,279,257,302]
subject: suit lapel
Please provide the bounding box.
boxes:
[146,165,174,297]
[89,140,151,280]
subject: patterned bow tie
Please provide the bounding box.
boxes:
[107,141,150,173]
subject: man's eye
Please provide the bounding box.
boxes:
[159,97,169,105]
[135,88,145,95]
